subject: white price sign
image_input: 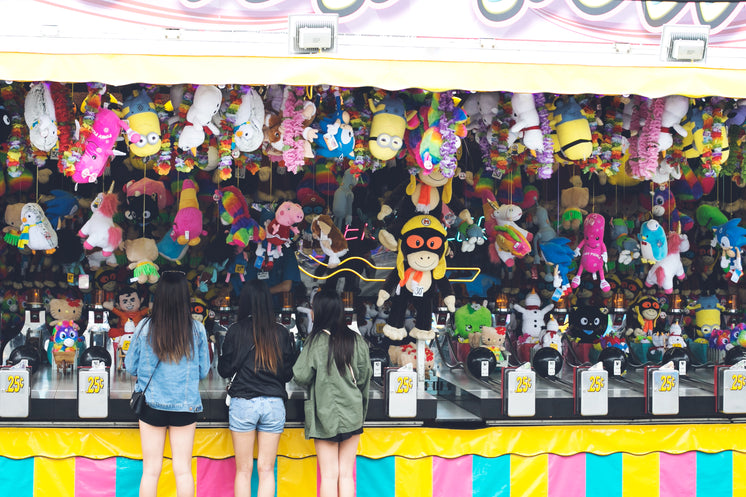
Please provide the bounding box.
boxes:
[579,370,608,416]
[650,370,679,415]
[721,369,746,414]
[78,368,109,418]
[0,368,31,418]
[386,369,417,418]
[506,370,535,417]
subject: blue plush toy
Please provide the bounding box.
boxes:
[638,219,667,264]
[43,189,79,230]
[539,237,575,302]
[314,96,355,160]
[712,218,746,282]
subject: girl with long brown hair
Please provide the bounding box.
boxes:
[218,279,297,497]
[125,271,211,497]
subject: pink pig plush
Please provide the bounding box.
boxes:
[571,213,611,292]
[171,179,206,246]
[255,201,304,270]
[73,108,140,184]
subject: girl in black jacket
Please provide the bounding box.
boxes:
[218,279,297,497]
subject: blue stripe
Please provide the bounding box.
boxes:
[697,451,732,497]
[357,456,395,497]
[116,457,142,497]
[586,453,622,497]
[0,457,33,497]
[473,454,509,497]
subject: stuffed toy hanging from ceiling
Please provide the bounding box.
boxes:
[367,93,412,161]
[712,218,746,283]
[177,84,222,154]
[216,186,264,249]
[571,212,611,292]
[1,82,30,179]
[643,230,689,293]
[549,95,592,162]
[24,82,58,153]
[255,201,304,270]
[315,93,355,160]
[171,179,206,246]
[78,184,123,259]
[376,215,456,341]
[119,88,162,158]
[18,203,58,254]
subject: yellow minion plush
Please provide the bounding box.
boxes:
[368,95,413,161]
[549,96,592,162]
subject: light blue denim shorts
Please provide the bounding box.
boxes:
[229,396,286,433]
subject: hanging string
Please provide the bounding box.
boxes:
[141,160,147,238]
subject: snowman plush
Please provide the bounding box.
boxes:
[513,289,554,344]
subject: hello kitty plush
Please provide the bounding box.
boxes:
[508,93,543,151]
[571,213,610,292]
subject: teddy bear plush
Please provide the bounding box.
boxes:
[560,175,590,230]
[123,238,160,284]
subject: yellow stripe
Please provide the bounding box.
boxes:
[157,458,175,497]
[4,425,746,460]
[510,454,548,497]
[0,53,745,98]
[34,457,75,497]
[734,451,746,495]
[622,453,659,497]
[277,455,317,497]
[395,457,432,497]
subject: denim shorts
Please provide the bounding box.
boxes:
[229,396,286,433]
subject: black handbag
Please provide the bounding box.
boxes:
[130,360,160,416]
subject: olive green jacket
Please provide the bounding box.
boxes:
[292,331,372,440]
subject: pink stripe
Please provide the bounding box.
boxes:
[660,452,696,497]
[196,457,235,497]
[316,457,357,496]
[433,456,473,497]
[75,457,116,497]
[548,453,585,497]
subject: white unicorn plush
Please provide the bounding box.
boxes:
[78,191,123,257]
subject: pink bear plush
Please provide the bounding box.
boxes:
[571,213,610,292]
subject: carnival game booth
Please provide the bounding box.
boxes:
[4,0,746,496]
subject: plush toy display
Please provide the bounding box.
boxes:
[50,320,82,374]
[332,169,356,231]
[625,295,664,339]
[487,200,532,267]
[643,187,693,233]
[657,95,689,151]
[560,175,590,230]
[171,179,206,246]
[315,95,355,160]
[104,287,149,368]
[124,238,160,284]
[78,191,123,257]
[3,202,27,247]
[310,214,348,268]
[513,289,554,343]
[687,294,724,339]
[569,305,610,343]
[469,325,507,362]
[644,232,688,293]
[462,92,499,131]
[508,93,543,152]
[388,343,435,375]
[551,96,592,161]
[539,237,575,301]
[571,213,610,292]
[453,303,493,341]
[73,108,138,184]
[231,86,265,153]
[178,84,222,153]
[368,94,410,161]
[540,315,563,354]
[19,203,58,254]
[377,215,455,341]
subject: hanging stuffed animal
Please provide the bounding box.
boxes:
[315,95,355,160]
[507,92,543,152]
[18,203,58,254]
[377,215,455,341]
[123,238,160,284]
[610,218,641,270]
[539,237,575,301]
[217,186,264,249]
[171,179,206,246]
[712,218,746,283]
[560,175,589,230]
[78,191,123,257]
[644,231,689,293]
[255,201,304,269]
[657,95,689,152]
[368,94,411,161]
[531,204,557,258]
[638,219,668,264]
[24,82,58,152]
[486,200,532,267]
[550,96,592,161]
[571,213,610,292]
[73,108,139,184]
[177,84,222,153]
[120,89,162,158]
[462,92,499,131]
[642,186,693,233]
[310,214,349,268]
[332,169,356,231]
[232,86,265,153]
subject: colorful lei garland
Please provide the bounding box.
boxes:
[700,105,726,175]
[534,93,554,179]
[0,84,28,177]
[436,90,459,179]
[172,85,197,174]
[282,86,309,174]
[61,86,104,177]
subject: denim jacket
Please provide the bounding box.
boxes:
[125,318,211,412]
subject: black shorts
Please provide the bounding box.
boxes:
[138,403,198,427]
[313,427,363,443]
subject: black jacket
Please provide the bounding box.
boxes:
[218,320,297,400]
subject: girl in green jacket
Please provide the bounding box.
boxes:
[293,289,372,497]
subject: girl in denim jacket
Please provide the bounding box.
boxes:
[126,272,210,497]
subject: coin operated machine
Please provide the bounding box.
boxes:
[2,289,44,372]
[0,359,31,418]
[280,292,299,341]
[80,290,113,367]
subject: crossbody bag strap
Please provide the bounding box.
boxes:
[142,360,161,394]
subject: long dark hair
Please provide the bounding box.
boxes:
[309,288,356,376]
[236,279,280,374]
[147,271,194,363]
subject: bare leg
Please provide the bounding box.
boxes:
[231,430,257,497]
[256,432,282,497]
[169,423,197,497]
[337,435,360,497]
[138,420,167,497]
[315,439,340,497]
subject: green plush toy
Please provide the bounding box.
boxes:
[696,204,728,230]
[453,303,493,340]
